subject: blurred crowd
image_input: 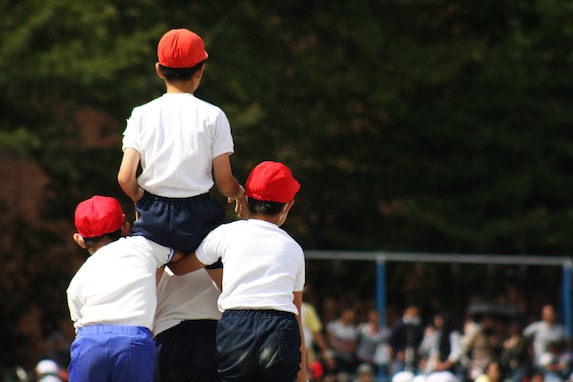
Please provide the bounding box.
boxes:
[4,299,571,382]
[3,282,570,382]
[302,300,572,382]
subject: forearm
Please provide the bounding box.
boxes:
[217,178,244,199]
[118,177,143,202]
[212,153,244,198]
[117,148,143,202]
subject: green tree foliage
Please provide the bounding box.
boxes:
[2,0,573,368]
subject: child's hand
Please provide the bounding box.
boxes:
[228,186,248,220]
[229,194,248,220]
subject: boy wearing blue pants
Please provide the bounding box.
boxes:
[66,196,175,382]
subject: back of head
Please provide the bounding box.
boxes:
[245,161,300,215]
[74,195,125,239]
[246,161,300,203]
[157,28,208,69]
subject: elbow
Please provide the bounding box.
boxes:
[117,172,130,188]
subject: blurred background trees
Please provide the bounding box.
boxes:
[2,0,573,369]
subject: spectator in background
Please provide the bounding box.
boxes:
[40,316,70,372]
[35,359,65,382]
[460,314,481,362]
[474,360,505,382]
[523,305,567,374]
[390,304,424,375]
[465,314,501,382]
[538,340,571,382]
[466,330,495,381]
[327,305,358,376]
[423,311,463,381]
[502,321,529,382]
[356,309,390,375]
[302,299,335,381]
[310,350,338,382]
[353,363,375,382]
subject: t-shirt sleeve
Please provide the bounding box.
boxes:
[294,248,305,292]
[211,109,234,159]
[66,284,80,325]
[196,226,226,265]
[122,108,141,152]
[149,241,173,267]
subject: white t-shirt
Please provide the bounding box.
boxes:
[523,321,567,365]
[66,236,171,331]
[122,93,235,198]
[153,267,222,336]
[196,219,305,315]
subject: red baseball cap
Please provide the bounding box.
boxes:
[246,161,300,203]
[157,28,208,68]
[74,196,125,239]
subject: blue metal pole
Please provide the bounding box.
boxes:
[376,256,388,380]
[563,261,572,339]
[376,256,387,327]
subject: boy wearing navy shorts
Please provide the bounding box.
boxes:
[117,28,246,254]
[168,161,308,382]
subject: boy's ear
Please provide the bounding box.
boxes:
[195,63,205,79]
[155,62,166,79]
[282,200,295,214]
[121,222,132,237]
[277,200,295,227]
[73,233,87,249]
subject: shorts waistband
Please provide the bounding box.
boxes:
[143,190,210,201]
[77,325,152,336]
[223,309,296,319]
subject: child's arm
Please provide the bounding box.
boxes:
[205,267,223,291]
[117,148,144,203]
[166,253,208,275]
[293,290,308,382]
[213,153,247,219]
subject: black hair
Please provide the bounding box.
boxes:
[247,198,285,216]
[158,60,206,81]
[83,229,122,252]
[436,311,456,363]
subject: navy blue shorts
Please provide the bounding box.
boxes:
[216,310,301,382]
[68,325,154,382]
[154,320,219,382]
[132,191,225,253]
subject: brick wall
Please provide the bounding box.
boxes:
[0,107,123,369]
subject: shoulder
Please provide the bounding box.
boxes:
[190,95,227,117]
[129,96,162,115]
[194,95,223,110]
[210,220,241,236]
[200,221,240,246]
